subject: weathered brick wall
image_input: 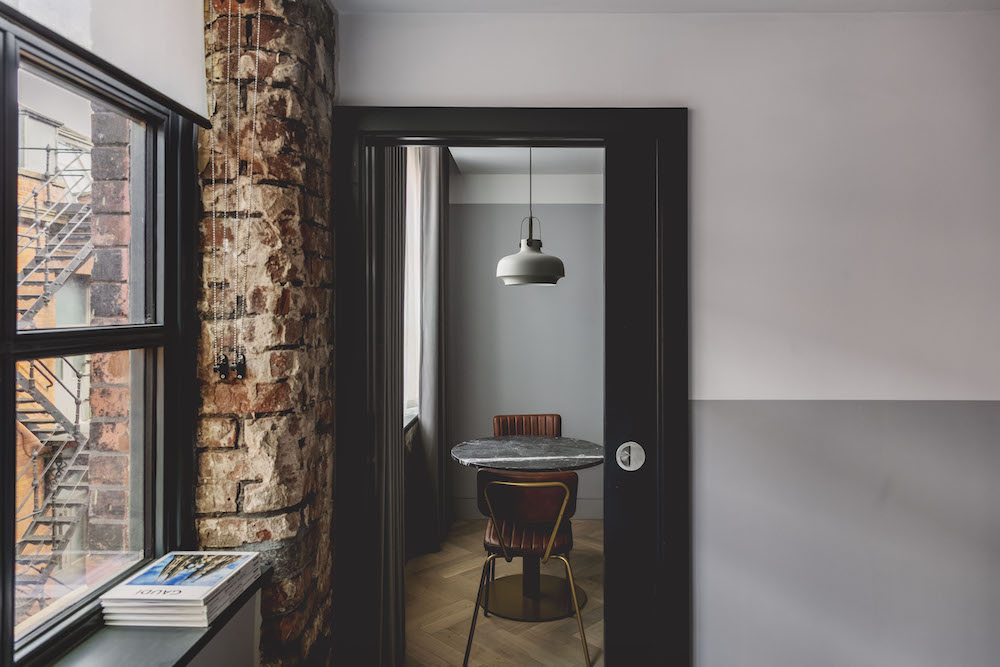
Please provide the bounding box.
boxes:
[89,105,132,328]
[86,351,132,553]
[87,106,134,552]
[198,1,335,665]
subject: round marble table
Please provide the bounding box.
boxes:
[451,435,604,472]
[451,435,604,622]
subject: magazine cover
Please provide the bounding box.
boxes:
[101,552,259,603]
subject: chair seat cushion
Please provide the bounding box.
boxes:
[484,518,573,557]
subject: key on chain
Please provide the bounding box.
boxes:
[213,354,230,380]
[232,354,247,381]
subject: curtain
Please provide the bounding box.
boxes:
[407,146,451,554]
[376,146,449,665]
[376,146,407,667]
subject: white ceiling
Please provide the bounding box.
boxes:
[333,0,1000,14]
[449,147,604,175]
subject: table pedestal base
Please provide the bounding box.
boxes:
[484,574,588,622]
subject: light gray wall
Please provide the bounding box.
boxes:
[448,203,604,519]
[338,10,1000,399]
[1,0,207,114]
[696,401,1000,667]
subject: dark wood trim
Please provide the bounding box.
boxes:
[3,326,169,358]
[1,29,18,667]
[657,122,692,665]
[332,128,381,659]
[333,106,690,666]
[1,345,14,667]
[165,115,199,553]
[0,31,15,344]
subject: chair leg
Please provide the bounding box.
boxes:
[554,555,591,667]
[484,559,494,617]
[464,556,495,667]
[483,558,495,617]
[564,556,573,615]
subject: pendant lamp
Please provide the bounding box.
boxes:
[496,147,565,285]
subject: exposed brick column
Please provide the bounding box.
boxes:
[198,1,335,665]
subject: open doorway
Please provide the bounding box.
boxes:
[332,107,689,667]
[402,145,606,664]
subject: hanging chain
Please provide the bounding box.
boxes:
[212,0,235,380]
[229,0,243,370]
[210,84,219,363]
[232,0,262,381]
[211,0,261,382]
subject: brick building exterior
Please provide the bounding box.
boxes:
[85,106,137,557]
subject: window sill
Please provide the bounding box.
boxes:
[403,407,419,432]
[45,567,270,667]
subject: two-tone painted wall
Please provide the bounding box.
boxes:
[338,10,1000,665]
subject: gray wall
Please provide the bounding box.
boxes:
[340,10,1000,664]
[696,401,1000,667]
[448,203,604,519]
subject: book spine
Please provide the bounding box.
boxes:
[204,568,260,620]
[203,561,260,608]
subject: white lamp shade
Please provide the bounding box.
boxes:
[496,239,565,285]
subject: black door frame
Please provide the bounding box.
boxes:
[332,107,689,665]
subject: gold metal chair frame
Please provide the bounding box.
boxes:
[463,480,590,666]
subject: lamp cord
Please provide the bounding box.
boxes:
[528,146,533,239]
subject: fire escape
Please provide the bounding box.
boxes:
[16,145,93,329]
[13,141,94,623]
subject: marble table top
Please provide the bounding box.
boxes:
[451,436,604,472]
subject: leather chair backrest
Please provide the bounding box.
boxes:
[477,469,578,524]
[493,414,562,437]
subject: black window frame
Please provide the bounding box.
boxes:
[0,6,205,666]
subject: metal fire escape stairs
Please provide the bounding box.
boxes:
[13,145,94,620]
[16,147,94,330]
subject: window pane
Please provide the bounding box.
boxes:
[403,150,422,424]
[16,67,148,330]
[13,351,144,641]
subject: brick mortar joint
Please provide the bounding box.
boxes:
[206,78,334,107]
[205,13,288,26]
[196,492,314,523]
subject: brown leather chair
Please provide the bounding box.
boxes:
[463,468,590,666]
[462,468,590,667]
[480,468,577,561]
[483,414,563,614]
[493,413,561,437]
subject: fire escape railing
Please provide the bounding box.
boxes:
[16,145,94,330]
[13,357,91,624]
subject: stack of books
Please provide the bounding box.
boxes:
[100,551,260,627]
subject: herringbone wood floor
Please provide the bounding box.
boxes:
[405,520,604,666]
